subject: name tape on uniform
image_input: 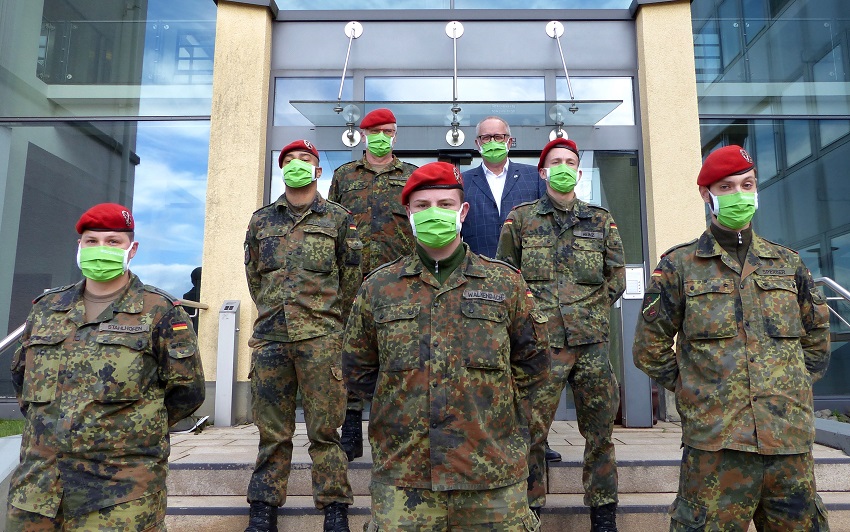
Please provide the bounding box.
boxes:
[756,267,794,276]
[98,323,150,333]
[574,230,603,239]
[462,290,506,302]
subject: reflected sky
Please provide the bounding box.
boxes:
[130,121,209,298]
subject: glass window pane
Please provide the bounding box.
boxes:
[718,0,742,68]
[555,77,635,125]
[364,77,545,102]
[783,120,812,167]
[820,120,850,147]
[753,120,778,182]
[275,0,630,8]
[742,0,766,42]
[275,78,354,126]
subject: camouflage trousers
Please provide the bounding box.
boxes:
[6,490,165,532]
[528,342,619,508]
[366,480,540,531]
[247,334,353,509]
[670,446,830,531]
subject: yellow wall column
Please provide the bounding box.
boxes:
[636,0,705,267]
[200,0,273,420]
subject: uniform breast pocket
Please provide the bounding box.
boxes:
[93,333,150,401]
[571,237,605,284]
[756,276,803,338]
[21,334,67,403]
[375,303,421,371]
[256,231,288,273]
[683,278,738,339]
[302,225,337,273]
[521,235,555,281]
[461,300,509,370]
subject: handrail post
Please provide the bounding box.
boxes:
[215,300,240,427]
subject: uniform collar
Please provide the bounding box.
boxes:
[273,191,328,215]
[695,229,779,259]
[399,243,488,280]
[356,155,402,172]
[51,274,146,318]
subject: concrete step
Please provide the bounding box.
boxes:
[167,446,850,497]
[166,492,850,531]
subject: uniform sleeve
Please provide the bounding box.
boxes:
[605,214,626,305]
[494,209,522,269]
[244,223,261,304]
[10,316,34,411]
[632,255,684,392]
[508,275,550,410]
[796,262,831,382]
[328,170,341,204]
[342,283,379,401]
[337,212,363,323]
[155,305,206,425]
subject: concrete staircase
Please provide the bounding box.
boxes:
[165,422,850,531]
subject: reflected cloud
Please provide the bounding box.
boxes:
[131,262,200,300]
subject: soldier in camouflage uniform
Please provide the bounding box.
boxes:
[496,138,625,531]
[328,108,418,461]
[343,162,550,531]
[632,145,831,531]
[244,140,360,532]
[7,203,205,531]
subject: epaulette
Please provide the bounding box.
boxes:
[760,236,799,254]
[144,285,180,305]
[33,284,75,304]
[364,257,403,281]
[400,161,419,171]
[512,199,538,210]
[660,238,698,259]
[478,255,521,274]
[333,160,359,173]
[325,198,352,215]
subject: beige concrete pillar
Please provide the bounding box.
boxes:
[199,1,273,419]
[635,0,705,267]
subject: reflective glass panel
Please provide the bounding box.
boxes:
[275,78,354,126]
[364,77,545,102]
[0,120,210,337]
[0,0,215,118]
[275,0,630,9]
[556,77,634,125]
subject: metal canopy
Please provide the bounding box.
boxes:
[289,100,623,127]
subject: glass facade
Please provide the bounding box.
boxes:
[693,0,850,403]
[0,0,215,365]
[276,0,632,10]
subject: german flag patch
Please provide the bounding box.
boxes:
[173,322,189,331]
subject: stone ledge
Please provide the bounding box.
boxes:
[815,418,850,456]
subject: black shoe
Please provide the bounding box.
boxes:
[341,409,363,461]
[544,442,562,463]
[245,501,278,532]
[590,502,618,532]
[323,502,351,532]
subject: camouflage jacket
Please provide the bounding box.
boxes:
[328,156,417,276]
[342,244,550,491]
[245,193,363,342]
[632,230,830,455]
[9,274,205,518]
[495,195,626,348]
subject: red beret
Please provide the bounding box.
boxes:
[360,108,396,129]
[401,162,464,205]
[76,203,135,234]
[278,139,319,168]
[697,145,755,186]
[538,138,580,170]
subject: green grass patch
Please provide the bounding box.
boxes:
[0,419,25,437]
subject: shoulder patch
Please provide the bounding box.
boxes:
[641,292,661,322]
[144,285,179,304]
[324,198,353,215]
[364,257,404,281]
[478,255,521,273]
[33,284,76,304]
[661,238,698,258]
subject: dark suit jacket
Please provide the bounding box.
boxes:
[461,160,547,258]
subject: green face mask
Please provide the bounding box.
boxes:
[546,164,578,193]
[480,140,508,164]
[366,132,393,158]
[410,206,461,249]
[282,158,316,188]
[710,191,758,230]
[77,245,131,282]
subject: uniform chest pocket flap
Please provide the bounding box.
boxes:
[256,229,288,273]
[683,278,738,339]
[302,225,337,273]
[93,332,150,401]
[21,334,67,403]
[755,276,803,338]
[375,303,421,371]
[571,237,605,284]
[521,235,555,281]
[461,300,509,370]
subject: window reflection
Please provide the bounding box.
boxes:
[555,77,635,126]
[276,0,629,8]
[275,78,353,126]
[364,77,544,102]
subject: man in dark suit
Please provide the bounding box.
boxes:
[461,116,547,258]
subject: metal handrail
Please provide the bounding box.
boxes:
[0,323,26,353]
[814,277,850,329]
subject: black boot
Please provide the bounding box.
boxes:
[245,501,278,532]
[323,502,351,532]
[340,409,363,461]
[544,441,562,463]
[590,502,618,532]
